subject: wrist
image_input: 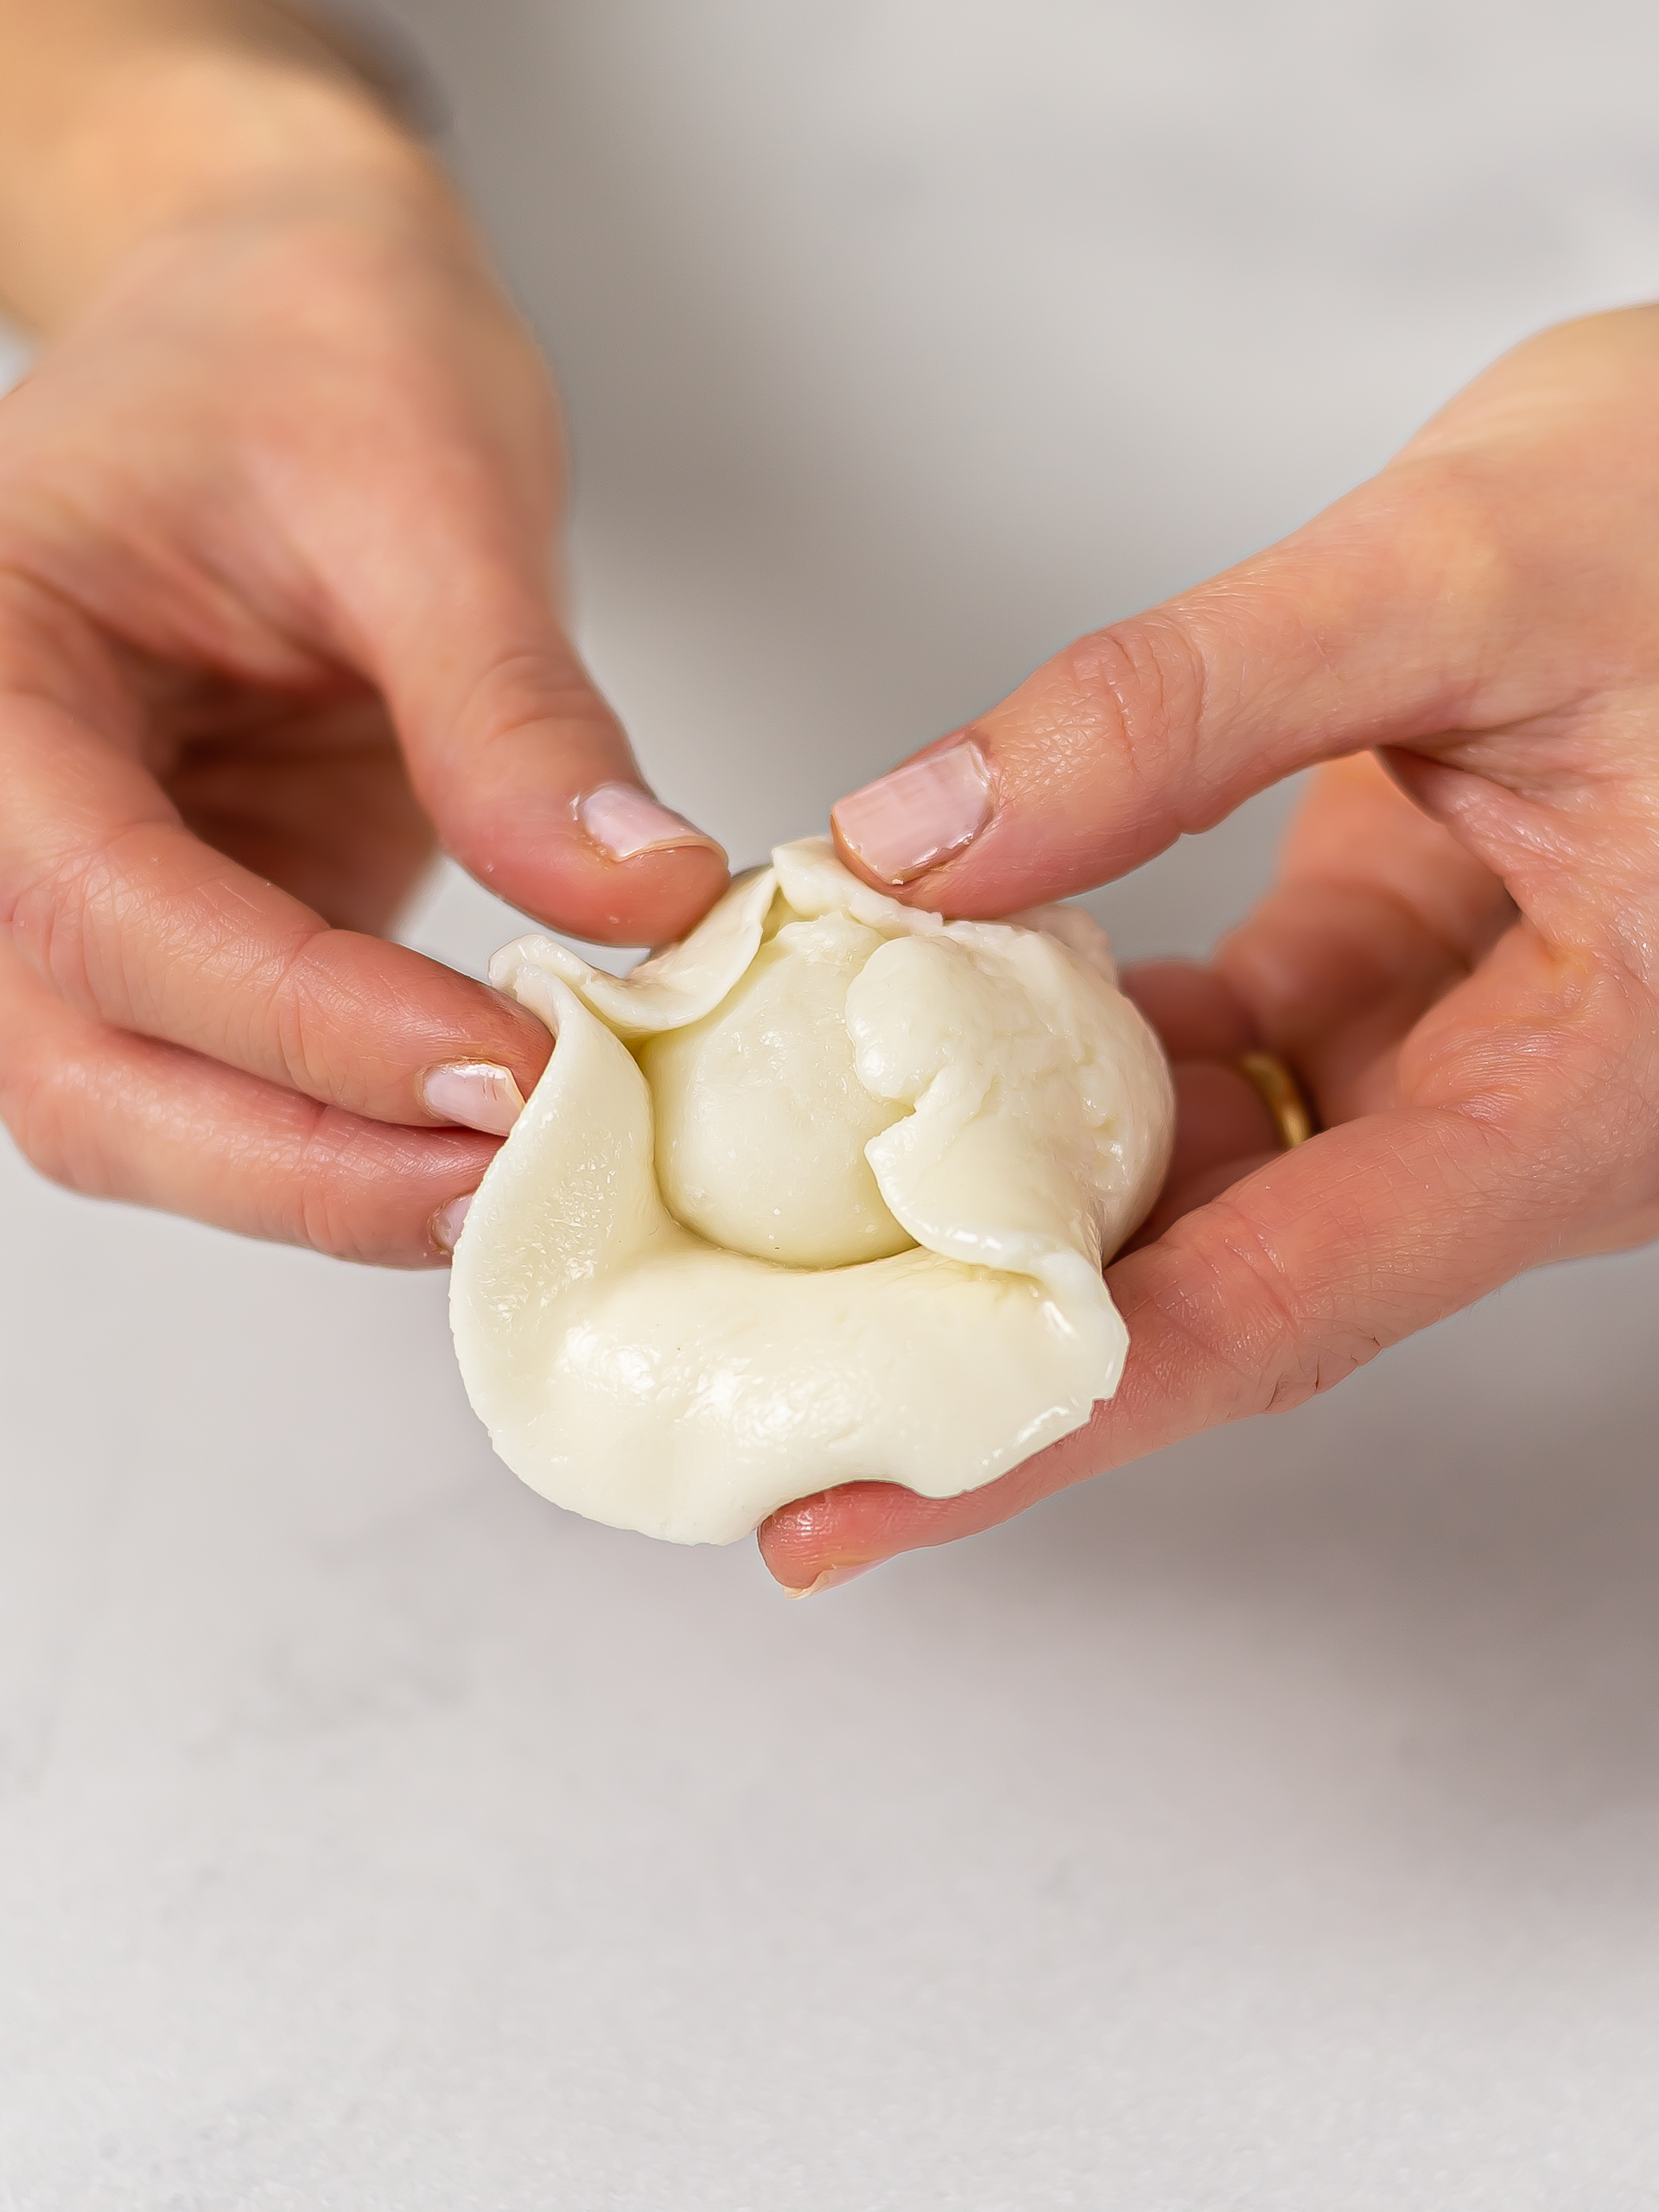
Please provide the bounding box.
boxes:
[0,34,451,331]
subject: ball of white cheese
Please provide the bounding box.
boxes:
[636,911,917,1268]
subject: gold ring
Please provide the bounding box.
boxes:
[1235,1051,1317,1150]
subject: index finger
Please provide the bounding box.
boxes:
[270,370,732,950]
[0,582,554,1129]
[829,465,1503,918]
[828,313,1659,918]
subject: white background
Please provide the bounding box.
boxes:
[4,3,1659,2203]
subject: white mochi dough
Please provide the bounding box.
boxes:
[638,912,914,1268]
[451,838,1175,1545]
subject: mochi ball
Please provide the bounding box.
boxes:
[453,836,1177,1546]
[636,911,915,1268]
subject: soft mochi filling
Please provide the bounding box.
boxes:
[636,906,917,1268]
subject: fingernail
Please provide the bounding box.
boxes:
[419,1061,527,1136]
[430,1192,474,1255]
[782,1560,880,1600]
[579,782,724,861]
[832,739,993,886]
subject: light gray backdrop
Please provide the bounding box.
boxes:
[3,4,1659,2205]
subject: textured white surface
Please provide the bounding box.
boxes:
[7,2,1659,2203]
[6,1144,1659,2209]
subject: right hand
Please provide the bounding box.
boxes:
[764,307,1659,1589]
[0,74,727,1264]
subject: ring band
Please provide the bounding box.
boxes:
[1235,1051,1317,1150]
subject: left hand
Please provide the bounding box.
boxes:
[0,41,727,1265]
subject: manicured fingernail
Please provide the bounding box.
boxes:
[832,740,993,886]
[430,1192,474,1255]
[579,782,725,861]
[419,1061,527,1136]
[782,1560,880,1599]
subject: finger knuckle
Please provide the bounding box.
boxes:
[285,1107,399,1262]
[262,929,368,1103]
[284,1106,468,1268]
[0,1029,101,1195]
[1183,1193,1378,1418]
[1058,615,1210,817]
[6,821,177,1027]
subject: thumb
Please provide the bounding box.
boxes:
[328,490,728,948]
[398,594,728,948]
[829,462,1516,916]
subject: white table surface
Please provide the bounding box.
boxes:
[5,1087,1659,2210]
[5,5,1659,2203]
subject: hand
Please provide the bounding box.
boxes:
[0,35,726,1263]
[762,307,1659,1592]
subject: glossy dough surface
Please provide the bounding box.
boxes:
[449,839,1175,1544]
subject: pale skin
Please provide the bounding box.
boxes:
[0,1,728,1261]
[767,312,1659,1591]
[2,9,1655,1592]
